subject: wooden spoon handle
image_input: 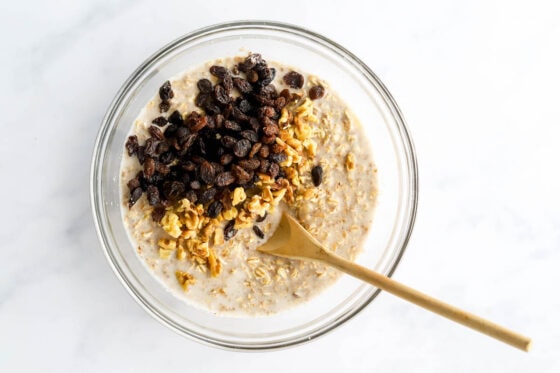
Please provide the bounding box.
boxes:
[317,250,532,352]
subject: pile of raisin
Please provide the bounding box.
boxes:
[125,54,306,222]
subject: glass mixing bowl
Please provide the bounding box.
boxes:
[90,20,418,350]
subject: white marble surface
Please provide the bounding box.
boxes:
[2,0,559,371]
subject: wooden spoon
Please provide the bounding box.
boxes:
[257,212,532,351]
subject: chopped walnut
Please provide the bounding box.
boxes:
[221,207,238,221]
[175,270,195,291]
[213,228,224,245]
[208,249,222,277]
[176,244,187,261]
[232,187,247,206]
[161,213,181,238]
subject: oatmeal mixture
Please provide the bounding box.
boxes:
[121,54,377,315]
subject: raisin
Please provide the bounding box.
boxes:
[163,181,185,201]
[181,172,191,185]
[256,211,267,223]
[209,65,228,78]
[269,152,287,164]
[311,165,323,186]
[253,95,274,108]
[214,114,225,128]
[167,110,185,126]
[200,161,216,184]
[237,99,252,113]
[148,126,164,140]
[156,141,170,155]
[237,60,252,73]
[283,71,304,89]
[206,115,216,130]
[214,85,230,105]
[197,78,213,93]
[260,115,274,126]
[168,110,183,125]
[151,206,166,222]
[146,185,160,206]
[270,143,285,154]
[127,177,141,191]
[249,142,262,158]
[190,154,206,165]
[240,130,258,143]
[262,123,279,136]
[257,67,275,86]
[309,85,325,100]
[185,190,198,203]
[181,134,197,151]
[176,126,189,139]
[198,187,217,204]
[182,161,196,172]
[218,190,233,211]
[238,53,262,72]
[207,103,222,116]
[185,111,201,126]
[232,164,252,184]
[148,173,164,187]
[155,162,170,174]
[279,88,291,101]
[224,120,241,131]
[164,124,178,138]
[136,146,146,164]
[233,139,251,157]
[247,53,263,66]
[159,151,174,164]
[224,220,238,241]
[196,137,207,155]
[261,134,277,144]
[167,138,178,152]
[246,70,259,83]
[220,153,234,166]
[249,117,261,132]
[129,187,143,207]
[274,96,287,110]
[144,138,158,157]
[221,136,237,149]
[159,100,170,113]
[207,201,223,218]
[215,171,236,187]
[125,136,139,156]
[190,115,208,132]
[233,77,252,94]
[152,116,168,127]
[257,106,276,119]
[268,162,280,178]
[195,92,211,108]
[223,74,233,92]
[143,157,155,177]
[159,81,174,101]
[237,158,261,171]
[222,104,233,119]
[258,84,277,98]
[258,144,270,158]
[259,159,270,174]
[252,225,265,239]
[190,180,201,190]
[232,108,249,124]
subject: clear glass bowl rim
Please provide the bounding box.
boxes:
[90,20,418,351]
